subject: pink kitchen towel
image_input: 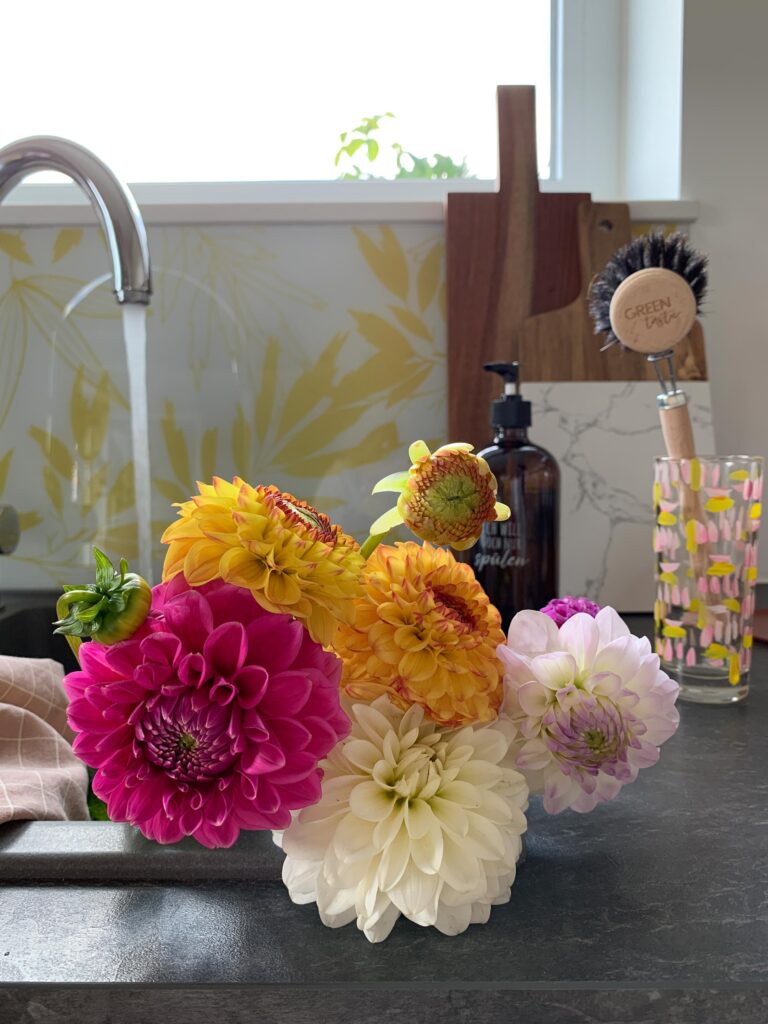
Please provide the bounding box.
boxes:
[0,655,89,823]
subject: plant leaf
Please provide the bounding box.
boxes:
[52,228,84,263]
[231,403,251,475]
[201,428,218,481]
[0,232,32,265]
[70,368,111,461]
[254,336,280,443]
[353,227,409,301]
[161,400,191,487]
[0,450,12,496]
[371,470,409,494]
[349,311,414,360]
[107,461,135,519]
[308,495,346,511]
[278,332,348,435]
[370,505,405,535]
[335,353,417,400]
[87,790,110,821]
[280,422,400,478]
[93,519,168,564]
[11,277,127,407]
[18,511,43,532]
[28,425,74,480]
[273,403,369,466]
[43,465,63,514]
[93,522,138,561]
[386,364,433,407]
[80,464,110,513]
[417,241,443,312]
[0,286,27,430]
[388,305,433,342]
[154,477,183,504]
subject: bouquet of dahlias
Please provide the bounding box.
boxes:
[56,441,679,941]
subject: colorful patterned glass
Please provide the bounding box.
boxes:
[653,456,763,704]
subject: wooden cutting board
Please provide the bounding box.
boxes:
[446,86,707,447]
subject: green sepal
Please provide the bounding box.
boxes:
[53,547,152,646]
[371,470,409,495]
[93,547,116,590]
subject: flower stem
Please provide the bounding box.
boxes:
[361,531,390,560]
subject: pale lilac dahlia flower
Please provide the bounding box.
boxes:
[540,596,600,627]
[63,576,349,847]
[498,608,679,814]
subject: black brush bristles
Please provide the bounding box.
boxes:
[589,231,708,349]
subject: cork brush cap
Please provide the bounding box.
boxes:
[608,267,697,354]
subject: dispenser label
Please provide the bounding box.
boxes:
[472,523,528,572]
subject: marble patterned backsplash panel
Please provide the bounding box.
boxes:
[0,222,715,610]
[525,382,715,611]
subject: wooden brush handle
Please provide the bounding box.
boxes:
[659,401,697,460]
[658,402,702,529]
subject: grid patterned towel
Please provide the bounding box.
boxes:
[0,656,89,823]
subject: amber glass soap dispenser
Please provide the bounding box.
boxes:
[463,362,560,630]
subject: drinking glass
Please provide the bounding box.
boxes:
[653,456,763,704]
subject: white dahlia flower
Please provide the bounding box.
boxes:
[276,696,528,942]
[498,607,680,814]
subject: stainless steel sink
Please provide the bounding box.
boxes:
[0,593,278,881]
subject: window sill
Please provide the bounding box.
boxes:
[0,180,699,226]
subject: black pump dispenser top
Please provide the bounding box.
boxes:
[484,361,531,429]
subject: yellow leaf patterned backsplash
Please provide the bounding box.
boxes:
[0,223,446,589]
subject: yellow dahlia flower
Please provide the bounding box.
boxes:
[334,541,505,725]
[161,477,364,646]
[368,441,511,552]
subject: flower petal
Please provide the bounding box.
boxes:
[369,505,405,535]
[494,502,511,522]
[349,782,394,822]
[515,738,552,771]
[408,440,431,462]
[559,613,600,672]
[530,653,578,690]
[517,680,552,716]
[204,621,248,678]
[506,610,561,657]
[372,471,410,495]
[162,591,214,652]
[595,606,630,646]
[542,770,579,814]
[259,672,312,716]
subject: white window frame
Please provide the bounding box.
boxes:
[0,0,689,228]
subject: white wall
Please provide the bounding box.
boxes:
[681,0,768,578]
[621,0,683,199]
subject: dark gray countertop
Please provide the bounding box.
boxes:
[1,616,767,1023]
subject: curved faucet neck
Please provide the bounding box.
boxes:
[0,136,151,305]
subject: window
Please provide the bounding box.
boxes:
[6,0,552,183]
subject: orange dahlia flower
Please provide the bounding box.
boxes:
[335,541,505,725]
[161,477,364,646]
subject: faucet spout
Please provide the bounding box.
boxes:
[0,136,151,305]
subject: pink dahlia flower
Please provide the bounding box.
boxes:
[540,596,600,627]
[498,608,679,814]
[63,576,349,847]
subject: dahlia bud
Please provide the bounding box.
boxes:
[367,440,511,553]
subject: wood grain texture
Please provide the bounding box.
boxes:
[446,86,707,447]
